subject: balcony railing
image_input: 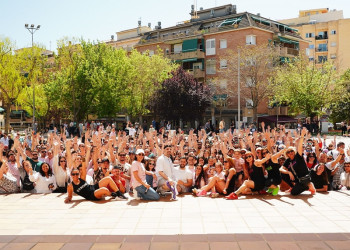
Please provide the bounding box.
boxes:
[187,68,205,78]
[166,49,205,61]
[315,35,328,40]
[279,47,299,56]
[317,48,328,52]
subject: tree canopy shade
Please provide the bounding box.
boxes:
[151,67,212,124]
[270,57,341,118]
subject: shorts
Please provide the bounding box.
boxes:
[177,184,189,193]
[235,171,244,180]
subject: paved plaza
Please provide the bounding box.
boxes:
[0,190,350,249]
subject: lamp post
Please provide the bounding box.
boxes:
[24,24,40,132]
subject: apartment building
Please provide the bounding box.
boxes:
[279,8,350,73]
[110,4,307,126]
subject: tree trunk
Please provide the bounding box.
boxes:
[253,106,258,124]
[4,102,11,134]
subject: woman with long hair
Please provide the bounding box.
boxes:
[145,158,158,190]
[192,164,206,189]
[29,162,57,193]
[306,152,318,170]
[225,151,270,200]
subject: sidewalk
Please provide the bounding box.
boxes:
[0,191,349,249]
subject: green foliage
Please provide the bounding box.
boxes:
[329,69,350,122]
[270,57,341,117]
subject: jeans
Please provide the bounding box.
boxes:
[135,185,160,200]
[146,175,154,188]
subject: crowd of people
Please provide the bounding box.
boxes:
[0,122,349,203]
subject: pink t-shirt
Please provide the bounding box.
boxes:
[131,161,146,188]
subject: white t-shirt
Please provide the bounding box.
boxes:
[156,155,175,181]
[131,161,146,188]
[173,166,192,183]
[29,172,57,193]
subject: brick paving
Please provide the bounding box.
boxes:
[0,190,350,249]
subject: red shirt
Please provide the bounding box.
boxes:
[111,175,126,191]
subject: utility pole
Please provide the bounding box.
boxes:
[237,49,241,129]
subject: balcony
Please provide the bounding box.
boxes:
[315,35,328,40]
[279,47,299,56]
[166,49,205,61]
[316,48,328,52]
[187,68,205,78]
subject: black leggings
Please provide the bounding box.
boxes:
[281,173,309,195]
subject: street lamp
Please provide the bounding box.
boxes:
[24,23,40,132]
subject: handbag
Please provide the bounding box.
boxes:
[21,173,35,191]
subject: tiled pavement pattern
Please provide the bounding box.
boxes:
[0,190,350,249]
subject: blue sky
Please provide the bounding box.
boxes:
[1,0,349,51]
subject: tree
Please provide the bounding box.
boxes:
[329,69,350,122]
[270,57,341,118]
[0,38,46,133]
[218,43,280,122]
[151,67,212,125]
[124,48,177,119]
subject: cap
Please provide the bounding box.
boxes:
[135,149,145,155]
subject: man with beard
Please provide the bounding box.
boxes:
[173,157,193,194]
[18,148,43,172]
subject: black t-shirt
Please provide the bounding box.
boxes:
[72,178,97,200]
[265,160,281,181]
[310,170,328,189]
[283,152,309,178]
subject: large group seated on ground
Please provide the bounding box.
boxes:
[0,122,350,203]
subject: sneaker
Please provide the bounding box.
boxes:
[166,181,177,200]
[192,188,198,195]
[211,192,219,198]
[272,187,279,196]
[284,188,292,194]
[267,188,274,194]
[225,192,238,200]
[258,190,268,195]
[115,193,128,201]
[157,186,166,197]
[197,190,207,197]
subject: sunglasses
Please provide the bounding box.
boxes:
[149,163,155,166]
[119,154,126,157]
[246,155,253,159]
[71,173,79,176]
[60,160,66,162]
[224,161,228,163]
[137,154,145,156]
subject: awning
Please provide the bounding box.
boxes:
[182,58,198,62]
[258,115,297,124]
[278,36,299,45]
[182,39,198,52]
[218,17,242,27]
[251,16,271,26]
[213,94,228,101]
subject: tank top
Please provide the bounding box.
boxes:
[72,178,96,200]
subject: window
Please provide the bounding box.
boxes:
[246,99,253,108]
[206,39,216,55]
[174,43,182,54]
[220,39,227,49]
[306,33,315,38]
[193,62,202,70]
[246,35,256,45]
[219,79,227,89]
[306,48,310,56]
[309,44,315,49]
[220,59,227,69]
[330,54,337,59]
[309,57,314,62]
[318,44,327,52]
[318,56,327,63]
[331,30,336,35]
[206,59,216,74]
[331,42,337,47]
[148,50,154,56]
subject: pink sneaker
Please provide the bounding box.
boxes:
[197,190,207,197]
